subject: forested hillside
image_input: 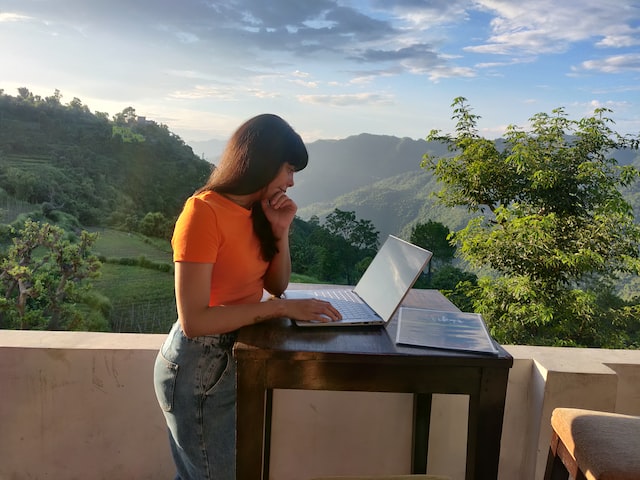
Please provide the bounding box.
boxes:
[297,134,640,240]
[0,88,212,227]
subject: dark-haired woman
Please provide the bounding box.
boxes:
[153,114,341,480]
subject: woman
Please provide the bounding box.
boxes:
[153,113,341,480]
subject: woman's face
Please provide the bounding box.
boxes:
[264,163,295,201]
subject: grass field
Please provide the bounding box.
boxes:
[4,153,52,169]
[90,228,175,333]
[91,263,176,333]
[91,228,172,263]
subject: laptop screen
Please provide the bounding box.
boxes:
[354,235,432,322]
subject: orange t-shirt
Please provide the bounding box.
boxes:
[171,191,269,306]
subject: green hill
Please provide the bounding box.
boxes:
[298,169,473,240]
[0,89,212,227]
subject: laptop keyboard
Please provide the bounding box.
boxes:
[312,290,375,319]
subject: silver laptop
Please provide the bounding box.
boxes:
[285,235,432,327]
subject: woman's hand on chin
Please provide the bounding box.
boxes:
[262,192,297,234]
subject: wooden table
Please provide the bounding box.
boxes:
[234,286,513,479]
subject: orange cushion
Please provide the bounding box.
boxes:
[551,408,640,480]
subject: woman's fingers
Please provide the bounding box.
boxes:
[291,298,342,322]
[314,299,342,322]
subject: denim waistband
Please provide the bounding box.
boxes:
[171,321,237,349]
[190,331,237,349]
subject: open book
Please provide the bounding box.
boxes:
[395,307,499,355]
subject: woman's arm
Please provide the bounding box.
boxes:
[175,261,341,338]
[261,191,295,296]
[263,229,291,296]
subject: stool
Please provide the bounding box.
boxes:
[544,407,640,480]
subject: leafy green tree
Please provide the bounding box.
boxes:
[427,265,478,312]
[410,220,456,270]
[113,106,138,125]
[423,97,640,347]
[409,220,477,307]
[289,211,380,285]
[139,211,172,239]
[0,220,104,330]
[324,208,379,252]
[17,87,34,103]
[323,209,379,283]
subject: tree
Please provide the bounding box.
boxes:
[289,211,381,284]
[138,211,172,239]
[323,209,379,284]
[410,220,456,268]
[17,87,34,103]
[324,208,379,252]
[409,220,476,307]
[67,97,90,114]
[423,97,640,347]
[0,220,104,330]
[113,106,138,125]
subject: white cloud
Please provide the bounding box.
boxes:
[297,92,394,106]
[596,34,640,48]
[0,12,32,22]
[576,53,640,74]
[291,79,319,88]
[475,57,536,69]
[169,86,236,100]
[176,31,199,44]
[580,99,631,111]
[409,64,476,81]
[466,0,640,55]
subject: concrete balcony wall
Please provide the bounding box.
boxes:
[1,330,640,480]
[0,331,172,480]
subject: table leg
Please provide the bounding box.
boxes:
[236,358,268,479]
[467,367,510,480]
[412,393,432,474]
[263,388,273,477]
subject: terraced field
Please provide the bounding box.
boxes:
[91,228,175,333]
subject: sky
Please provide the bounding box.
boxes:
[1,0,640,146]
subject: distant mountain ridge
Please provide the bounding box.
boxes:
[296,134,435,204]
[187,132,640,241]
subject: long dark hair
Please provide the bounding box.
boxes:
[197,114,308,261]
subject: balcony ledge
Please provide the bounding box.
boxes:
[1,330,639,480]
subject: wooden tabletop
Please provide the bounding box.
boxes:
[235,284,512,366]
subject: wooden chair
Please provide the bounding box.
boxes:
[544,407,640,480]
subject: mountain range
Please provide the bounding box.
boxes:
[189,134,470,239]
[189,133,640,241]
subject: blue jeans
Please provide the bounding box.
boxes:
[153,321,237,480]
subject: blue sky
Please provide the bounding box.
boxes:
[1,0,639,145]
